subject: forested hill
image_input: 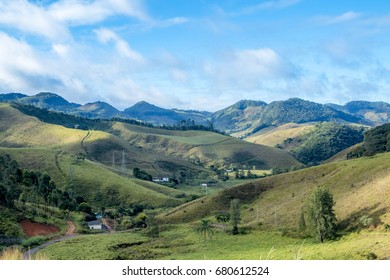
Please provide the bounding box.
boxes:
[2,92,390,136]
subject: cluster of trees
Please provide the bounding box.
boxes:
[0,154,83,211]
[234,170,258,179]
[352,122,390,157]
[13,104,96,130]
[287,122,365,165]
[133,167,152,181]
[103,205,157,232]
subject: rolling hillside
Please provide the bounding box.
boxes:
[245,123,316,147]
[246,122,366,165]
[0,147,181,208]
[161,151,390,234]
[106,121,301,170]
[0,103,302,207]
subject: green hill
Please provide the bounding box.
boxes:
[106,121,301,170]
[0,147,182,208]
[160,151,390,233]
[0,103,301,207]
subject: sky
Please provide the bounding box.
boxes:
[0,0,390,111]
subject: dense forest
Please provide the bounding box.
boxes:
[280,122,365,165]
[347,123,390,158]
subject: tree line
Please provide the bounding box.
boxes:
[0,154,84,211]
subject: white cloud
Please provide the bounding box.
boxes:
[0,0,149,41]
[95,28,144,63]
[0,0,69,40]
[231,0,301,16]
[0,32,46,89]
[52,43,70,57]
[204,48,298,90]
[48,0,149,25]
[315,11,361,25]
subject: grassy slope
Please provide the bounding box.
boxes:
[0,104,211,178]
[39,223,390,260]
[161,152,390,231]
[324,143,363,163]
[245,123,315,147]
[0,147,182,208]
[109,122,301,169]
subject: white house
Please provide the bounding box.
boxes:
[87,220,106,230]
[152,177,170,183]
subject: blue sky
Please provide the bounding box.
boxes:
[0,0,390,111]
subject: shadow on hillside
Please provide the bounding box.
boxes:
[338,203,388,232]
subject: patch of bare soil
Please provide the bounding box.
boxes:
[20,220,60,237]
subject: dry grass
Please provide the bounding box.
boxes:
[0,247,48,260]
[161,151,390,232]
[245,122,315,147]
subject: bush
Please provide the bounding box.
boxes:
[21,236,46,248]
[215,211,230,223]
[359,216,374,228]
[365,252,378,260]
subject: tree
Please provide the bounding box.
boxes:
[146,214,160,239]
[230,199,241,235]
[306,187,337,243]
[215,211,230,223]
[196,219,214,241]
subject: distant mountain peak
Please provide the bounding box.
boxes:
[35,92,61,97]
[0,93,28,101]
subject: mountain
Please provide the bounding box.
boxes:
[211,100,268,136]
[0,92,385,136]
[212,98,365,137]
[75,101,121,119]
[173,109,211,125]
[123,101,184,125]
[327,101,390,125]
[258,98,364,127]
[0,93,28,102]
[17,92,81,112]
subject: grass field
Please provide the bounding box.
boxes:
[245,123,315,147]
[38,224,390,260]
[160,151,390,232]
[109,122,301,170]
[0,147,182,208]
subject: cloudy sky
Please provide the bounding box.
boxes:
[0,0,390,111]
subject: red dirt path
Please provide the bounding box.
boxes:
[21,220,60,237]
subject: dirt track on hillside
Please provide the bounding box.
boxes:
[23,221,77,260]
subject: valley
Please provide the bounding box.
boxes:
[1,93,390,260]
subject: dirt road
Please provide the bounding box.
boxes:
[23,221,77,260]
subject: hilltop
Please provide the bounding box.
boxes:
[1,92,389,136]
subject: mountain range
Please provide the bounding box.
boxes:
[1,92,390,135]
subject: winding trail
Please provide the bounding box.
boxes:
[80,130,91,155]
[23,221,78,260]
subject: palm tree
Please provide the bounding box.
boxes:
[196,219,214,241]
